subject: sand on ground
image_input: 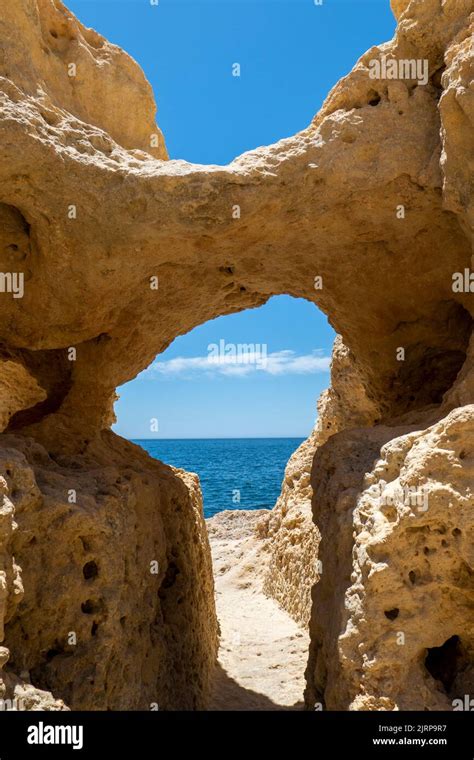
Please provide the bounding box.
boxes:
[207,510,308,710]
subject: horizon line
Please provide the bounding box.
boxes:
[128,436,307,441]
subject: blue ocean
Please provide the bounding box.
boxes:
[132,438,304,519]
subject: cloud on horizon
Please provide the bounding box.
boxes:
[143,349,331,379]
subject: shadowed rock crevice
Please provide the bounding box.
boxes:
[424,635,470,695]
[5,351,73,431]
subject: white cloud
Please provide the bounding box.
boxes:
[143,349,331,379]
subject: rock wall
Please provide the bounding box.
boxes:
[0,433,217,710]
[0,0,167,160]
[262,336,379,626]
[261,434,319,627]
[0,445,66,710]
[0,0,472,710]
[305,397,474,710]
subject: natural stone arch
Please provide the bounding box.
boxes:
[0,1,472,453]
[0,0,472,711]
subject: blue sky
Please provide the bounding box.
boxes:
[67,0,396,439]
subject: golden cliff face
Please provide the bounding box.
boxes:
[0,0,472,710]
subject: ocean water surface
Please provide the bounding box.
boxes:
[133,438,304,519]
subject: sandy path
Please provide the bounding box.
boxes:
[207,510,308,710]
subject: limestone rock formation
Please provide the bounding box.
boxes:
[0,0,167,161]
[0,652,68,711]
[305,403,474,710]
[0,0,472,711]
[261,434,319,627]
[0,434,217,710]
[0,360,46,432]
[0,0,472,450]
[0,463,66,710]
[261,336,378,626]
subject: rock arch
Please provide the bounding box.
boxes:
[0,0,472,710]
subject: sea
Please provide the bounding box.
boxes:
[132,438,304,519]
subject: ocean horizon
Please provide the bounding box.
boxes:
[132,437,305,519]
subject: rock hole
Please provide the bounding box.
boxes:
[49,30,58,39]
[367,90,381,106]
[81,599,101,614]
[452,528,461,537]
[83,560,98,580]
[431,65,446,90]
[91,621,99,636]
[409,570,416,584]
[391,305,472,413]
[425,635,466,693]
[6,345,74,432]
[45,646,62,662]
[384,608,399,620]
[158,561,180,597]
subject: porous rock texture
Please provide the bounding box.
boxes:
[261,336,379,626]
[0,469,66,710]
[0,433,217,710]
[0,0,472,711]
[306,399,474,710]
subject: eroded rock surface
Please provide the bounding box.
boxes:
[0,461,66,710]
[0,0,472,449]
[305,404,474,711]
[0,434,217,710]
[0,0,472,711]
[262,336,380,626]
